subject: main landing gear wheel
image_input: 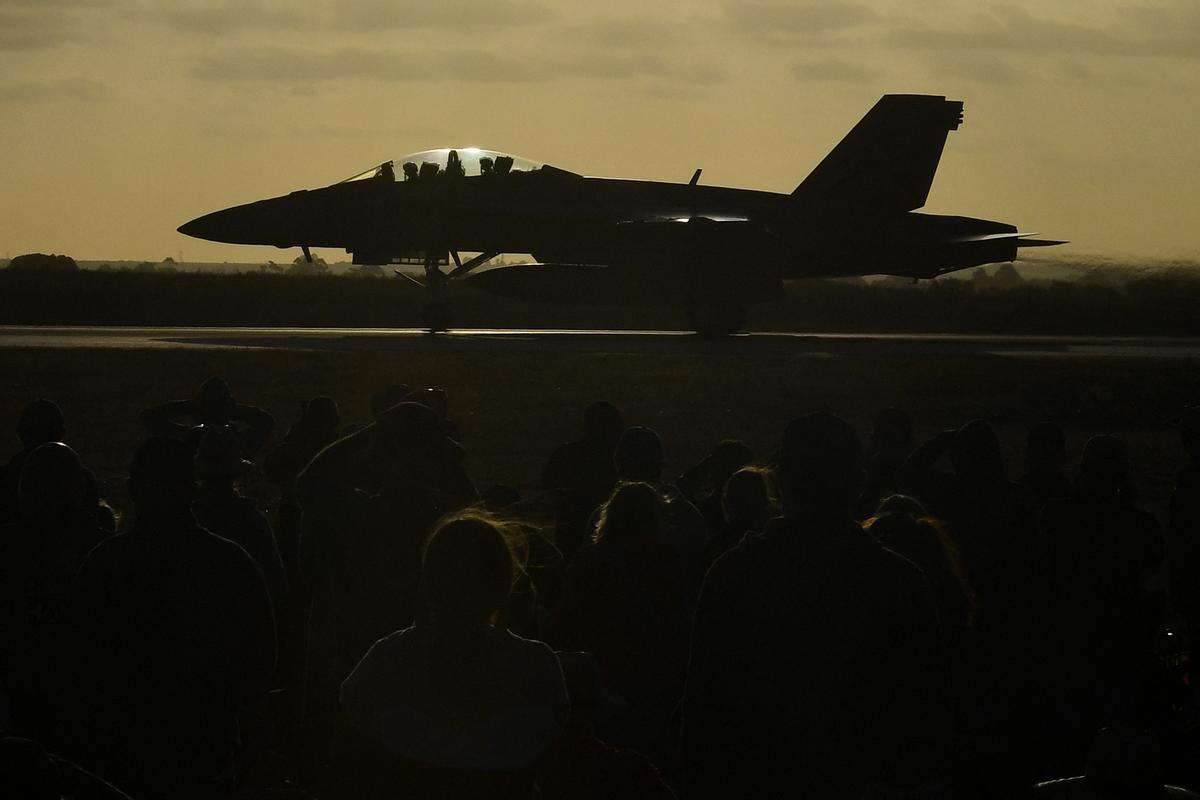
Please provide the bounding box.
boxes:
[687,301,747,337]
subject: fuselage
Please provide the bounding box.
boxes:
[180,167,1018,282]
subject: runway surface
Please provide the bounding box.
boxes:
[2,325,1199,360]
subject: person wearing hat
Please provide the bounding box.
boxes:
[683,412,950,799]
[193,424,288,611]
[139,376,275,459]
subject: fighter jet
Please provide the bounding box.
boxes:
[178,94,1063,334]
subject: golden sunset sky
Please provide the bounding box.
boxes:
[2,0,1197,264]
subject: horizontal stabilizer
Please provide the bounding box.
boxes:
[950,231,1067,248]
[1016,237,1068,248]
[794,94,963,214]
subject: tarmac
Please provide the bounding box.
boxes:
[1,326,1199,361]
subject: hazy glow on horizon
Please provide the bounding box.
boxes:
[1,0,1198,263]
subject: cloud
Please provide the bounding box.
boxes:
[933,55,1027,85]
[721,2,880,44]
[142,0,553,36]
[0,77,109,102]
[555,18,685,48]
[192,45,725,86]
[789,57,881,83]
[0,9,86,50]
[888,4,1200,61]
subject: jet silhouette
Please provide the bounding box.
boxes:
[179,94,1063,334]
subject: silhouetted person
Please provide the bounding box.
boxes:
[338,513,569,800]
[857,406,914,518]
[677,439,753,536]
[402,161,419,182]
[864,495,976,688]
[609,426,707,604]
[1034,728,1200,798]
[552,482,689,756]
[139,376,275,458]
[543,401,624,560]
[445,149,465,179]
[0,443,104,741]
[1168,406,1200,634]
[1021,421,1071,507]
[263,396,340,587]
[62,437,276,800]
[539,652,677,800]
[903,419,1039,631]
[296,401,478,781]
[902,419,1042,786]
[406,386,462,443]
[0,399,66,524]
[192,424,288,610]
[1041,435,1165,767]
[262,397,340,753]
[702,465,776,567]
[683,412,950,799]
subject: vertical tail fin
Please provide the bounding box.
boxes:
[793,94,963,213]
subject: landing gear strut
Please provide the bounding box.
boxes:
[422,253,451,333]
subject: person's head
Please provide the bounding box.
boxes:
[1180,406,1200,463]
[614,426,663,482]
[301,396,340,435]
[722,467,776,532]
[1079,434,1129,494]
[949,419,1004,481]
[595,481,660,544]
[409,387,449,419]
[18,442,88,523]
[583,400,624,445]
[194,424,249,484]
[194,376,235,421]
[777,412,865,518]
[128,436,197,518]
[710,440,754,489]
[874,493,927,518]
[421,513,515,628]
[1027,421,1067,472]
[17,399,64,450]
[870,407,913,460]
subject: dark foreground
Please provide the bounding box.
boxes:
[2,339,1199,798]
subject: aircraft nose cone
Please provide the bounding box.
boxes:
[177,194,307,246]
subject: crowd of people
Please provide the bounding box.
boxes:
[1,376,1198,799]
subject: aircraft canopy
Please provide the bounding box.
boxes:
[341,148,555,183]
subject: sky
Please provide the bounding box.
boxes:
[1,0,1198,264]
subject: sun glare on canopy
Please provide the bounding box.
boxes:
[340,148,548,183]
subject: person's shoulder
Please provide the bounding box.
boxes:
[190,524,266,573]
[704,526,769,582]
[493,627,561,665]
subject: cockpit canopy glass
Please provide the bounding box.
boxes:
[340,148,551,183]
